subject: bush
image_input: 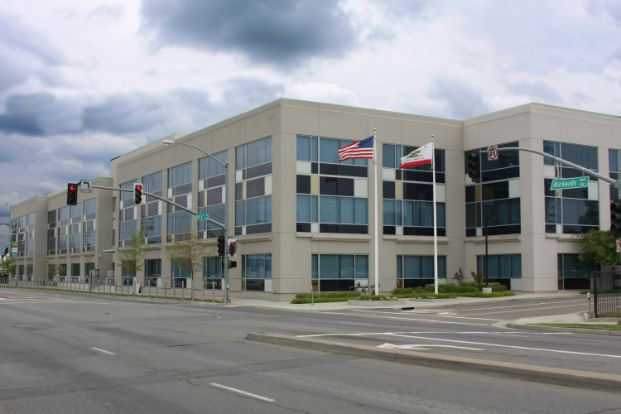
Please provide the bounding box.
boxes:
[291,297,353,304]
[353,294,390,301]
[392,287,415,295]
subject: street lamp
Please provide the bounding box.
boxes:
[162,139,230,303]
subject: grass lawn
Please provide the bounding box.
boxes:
[533,323,621,331]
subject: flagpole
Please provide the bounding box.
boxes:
[373,128,379,295]
[432,135,438,295]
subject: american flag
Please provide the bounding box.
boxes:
[337,135,374,161]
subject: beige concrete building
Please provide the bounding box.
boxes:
[9,99,621,298]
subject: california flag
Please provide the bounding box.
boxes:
[399,142,433,169]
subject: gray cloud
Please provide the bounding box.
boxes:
[82,94,170,134]
[140,0,356,66]
[0,11,64,66]
[0,93,82,136]
[429,78,490,119]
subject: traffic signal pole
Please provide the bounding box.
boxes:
[84,183,229,303]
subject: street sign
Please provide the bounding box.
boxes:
[616,239,621,253]
[197,213,209,221]
[80,180,92,193]
[487,145,498,161]
[11,247,17,258]
[550,176,589,191]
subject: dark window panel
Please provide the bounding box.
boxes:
[296,223,311,232]
[395,170,402,180]
[235,226,243,235]
[172,183,192,197]
[319,163,367,177]
[545,224,557,233]
[246,178,265,198]
[319,224,368,234]
[482,181,509,200]
[383,181,395,199]
[235,183,243,200]
[207,188,223,205]
[207,175,225,188]
[403,227,446,237]
[296,175,311,194]
[311,162,319,174]
[320,177,354,196]
[485,225,521,235]
[383,226,396,235]
[465,186,476,203]
[403,183,433,201]
[466,228,476,237]
[245,223,272,234]
[481,167,519,182]
[563,225,599,234]
[562,187,589,200]
[246,163,272,180]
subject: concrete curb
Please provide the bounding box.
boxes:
[247,332,621,393]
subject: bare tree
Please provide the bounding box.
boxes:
[166,233,214,291]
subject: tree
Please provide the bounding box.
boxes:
[0,256,16,277]
[579,230,617,269]
[119,228,146,278]
[166,233,214,289]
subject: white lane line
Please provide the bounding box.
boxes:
[458,300,584,312]
[92,347,116,356]
[210,383,275,403]
[387,333,621,359]
[378,343,484,351]
[298,331,539,338]
[351,309,498,321]
[318,311,489,326]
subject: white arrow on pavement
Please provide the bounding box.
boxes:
[377,342,484,351]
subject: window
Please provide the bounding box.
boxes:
[171,259,191,287]
[312,254,368,291]
[83,198,96,252]
[203,256,223,289]
[383,143,446,236]
[476,254,521,290]
[610,149,620,201]
[396,255,446,288]
[236,137,272,235]
[557,253,597,290]
[142,171,162,244]
[168,163,192,242]
[119,180,138,247]
[47,210,56,255]
[544,141,598,234]
[465,143,521,237]
[242,254,272,291]
[144,259,161,287]
[296,135,368,234]
[199,150,228,239]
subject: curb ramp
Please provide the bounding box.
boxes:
[247,332,621,394]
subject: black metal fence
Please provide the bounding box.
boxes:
[592,271,621,318]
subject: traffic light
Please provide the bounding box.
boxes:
[133,183,143,204]
[217,235,225,257]
[66,183,79,205]
[228,240,236,256]
[466,152,480,183]
[611,200,621,236]
[3,247,7,257]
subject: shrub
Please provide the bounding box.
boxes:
[453,267,464,285]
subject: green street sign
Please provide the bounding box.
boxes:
[550,176,589,191]
[197,213,209,221]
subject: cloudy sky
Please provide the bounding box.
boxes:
[1,0,621,246]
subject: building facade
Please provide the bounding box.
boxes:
[8,99,621,298]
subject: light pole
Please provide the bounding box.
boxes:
[162,139,230,303]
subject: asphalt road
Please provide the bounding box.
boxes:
[0,289,619,414]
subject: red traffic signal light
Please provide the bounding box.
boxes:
[67,183,79,205]
[133,183,143,204]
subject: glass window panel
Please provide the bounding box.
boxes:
[396,256,402,278]
[312,254,318,279]
[511,255,522,278]
[384,200,395,225]
[320,138,340,163]
[297,135,310,161]
[320,196,338,223]
[297,195,310,222]
[404,256,420,278]
[354,198,367,224]
[320,255,338,278]
[339,197,354,224]
[339,255,354,278]
[383,144,396,168]
[354,255,368,278]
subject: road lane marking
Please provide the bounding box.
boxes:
[296,331,558,338]
[352,309,498,321]
[378,343,484,351]
[463,303,586,316]
[92,347,116,355]
[317,311,489,326]
[386,333,621,359]
[210,383,275,403]
[456,300,584,312]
